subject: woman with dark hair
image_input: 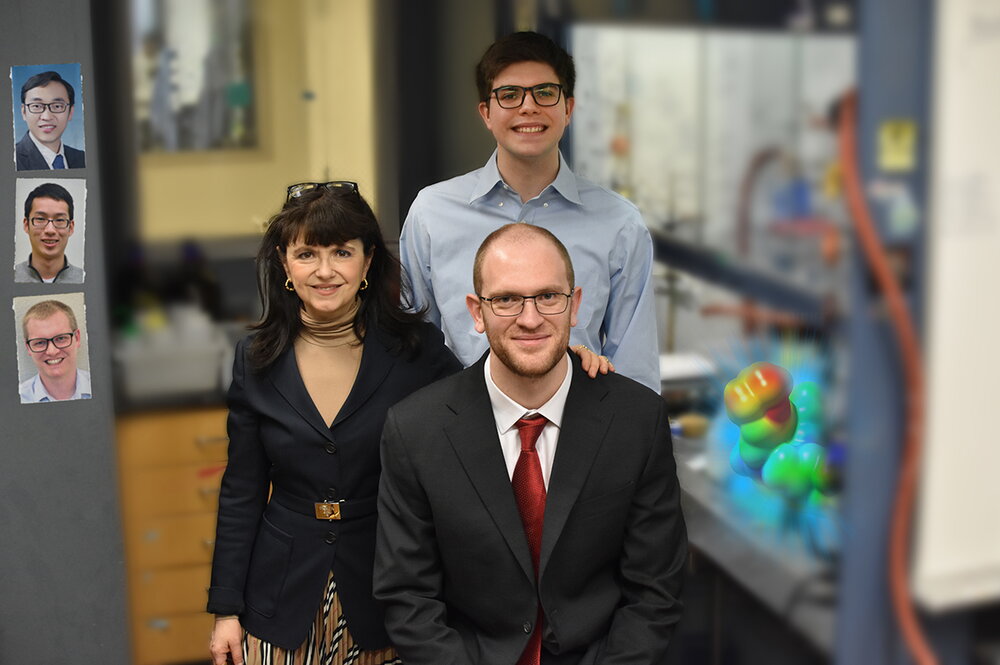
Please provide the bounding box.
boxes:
[207,182,461,665]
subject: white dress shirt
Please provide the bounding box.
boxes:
[28,132,67,169]
[484,353,573,489]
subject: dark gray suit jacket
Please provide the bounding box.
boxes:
[15,132,85,171]
[375,353,687,665]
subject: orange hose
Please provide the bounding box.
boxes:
[837,90,938,665]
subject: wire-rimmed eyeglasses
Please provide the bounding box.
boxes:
[26,331,77,353]
[24,102,69,114]
[478,292,572,316]
[490,83,563,109]
[286,181,359,201]
[29,216,71,229]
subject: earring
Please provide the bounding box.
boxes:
[284,278,295,292]
[359,278,369,291]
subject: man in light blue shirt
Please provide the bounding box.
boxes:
[400,32,660,392]
[19,300,92,403]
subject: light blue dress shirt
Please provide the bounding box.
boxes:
[19,368,92,403]
[400,150,661,393]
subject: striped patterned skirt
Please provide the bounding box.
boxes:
[242,571,401,665]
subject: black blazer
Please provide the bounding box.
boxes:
[375,353,687,665]
[15,132,86,171]
[208,322,461,650]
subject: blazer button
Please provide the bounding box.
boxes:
[325,531,337,544]
[324,443,337,454]
[522,620,532,633]
[325,487,338,500]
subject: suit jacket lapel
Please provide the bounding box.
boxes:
[267,326,398,441]
[267,345,336,442]
[17,134,47,171]
[539,360,613,579]
[333,329,395,426]
[444,355,537,583]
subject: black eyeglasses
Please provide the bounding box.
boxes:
[286,181,359,201]
[24,102,69,114]
[26,331,76,353]
[478,292,573,316]
[490,83,563,109]
[29,216,71,229]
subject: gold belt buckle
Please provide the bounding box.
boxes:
[314,501,341,520]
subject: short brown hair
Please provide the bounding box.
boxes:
[475,32,575,103]
[473,224,575,294]
[23,300,78,339]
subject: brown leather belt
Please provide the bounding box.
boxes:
[271,489,377,522]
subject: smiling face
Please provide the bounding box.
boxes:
[21,81,74,149]
[478,61,574,168]
[467,232,581,380]
[281,236,372,321]
[25,310,80,385]
[24,196,74,263]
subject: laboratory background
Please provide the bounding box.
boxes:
[0,1,996,664]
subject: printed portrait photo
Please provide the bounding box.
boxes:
[14,293,93,404]
[11,63,87,171]
[14,178,86,284]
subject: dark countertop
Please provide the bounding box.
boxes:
[674,436,837,655]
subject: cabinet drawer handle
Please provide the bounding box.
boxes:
[147,618,170,631]
[199,487,221,498]
[195,435,229,447]
[203,538,216,549]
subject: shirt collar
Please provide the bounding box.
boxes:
[27,369,91,402]
[484,352,573,436]
[28,132,66,168]
[469,149,583,206]
[28,254,69,271]
[548,153,582,205]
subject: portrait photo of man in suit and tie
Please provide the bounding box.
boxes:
[11,65,86,171]
[375,223,687,665]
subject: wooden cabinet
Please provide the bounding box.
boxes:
[118,408,228,665]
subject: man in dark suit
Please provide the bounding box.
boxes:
[16,71,86,171]
[375,224,686,665]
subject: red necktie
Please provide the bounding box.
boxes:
[512,415,548,665]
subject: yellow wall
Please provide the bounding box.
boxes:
[302,0,378,199]
[139,0,378,240]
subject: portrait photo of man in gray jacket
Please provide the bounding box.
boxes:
[14,181,85,284]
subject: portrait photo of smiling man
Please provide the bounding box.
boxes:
[11,64,87,171]
[14,179,86,284]
[15,294,93,404]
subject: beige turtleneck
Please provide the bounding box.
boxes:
[294,299,364,428]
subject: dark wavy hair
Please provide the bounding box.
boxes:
[475,31,576,103]
[248,186,424,370]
